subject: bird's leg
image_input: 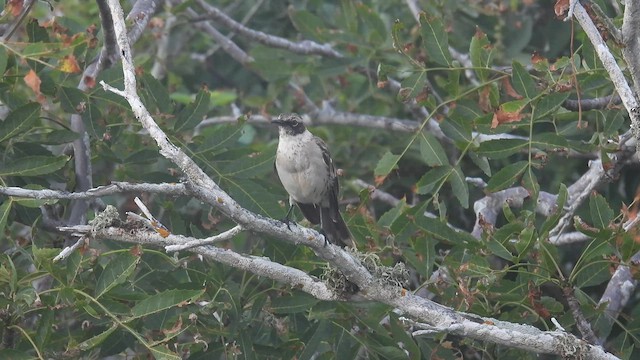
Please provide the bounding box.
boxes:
[318,207,329,246]
[281,201,295,230]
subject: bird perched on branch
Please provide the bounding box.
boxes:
[272,113,355,248]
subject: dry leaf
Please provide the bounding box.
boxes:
[501,77,523,99]
[24,69,41,96]
[554,0,570,18]
[6,0,23,17]
[59,55,81,73]
[491,102,527,128]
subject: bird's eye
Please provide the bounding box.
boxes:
[291,120,299,126]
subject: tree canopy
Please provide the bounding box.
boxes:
[0,0,638,359]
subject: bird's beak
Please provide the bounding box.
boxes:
[271,118,284,126]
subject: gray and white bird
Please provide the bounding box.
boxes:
[272,113,355,248]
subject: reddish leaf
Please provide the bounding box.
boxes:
[478,86,492,112]
[24,70,45,103]
[7,0,23,17]
[501,77,523,100]
[554,0,570,18]
[491,100,528,128]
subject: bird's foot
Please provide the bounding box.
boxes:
[280,217,293,231]
[319,230,329,246]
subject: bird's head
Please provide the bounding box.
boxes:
[272,113,306,136]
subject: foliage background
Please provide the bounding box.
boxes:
[0,0,637,359]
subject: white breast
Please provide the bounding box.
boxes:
[276,130,330,205]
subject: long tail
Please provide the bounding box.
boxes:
[321,206,355,248]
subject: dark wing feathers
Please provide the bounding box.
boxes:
[296,201,321,224]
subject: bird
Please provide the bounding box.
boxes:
[272,113,355,248]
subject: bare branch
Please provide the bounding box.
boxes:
[597,250,640,344]
[165,225,244,252]
[572,3,640,145]
[0,182,188,200]
[564,286,599,344]
[621,0,640,95]
[193,0,342,58]
[548,231,591,245]
[53,236,87,262]
[0,0,36,41]
[186,7,254,65]
[472,187,558,239]
[563,95,622,111]
[353,179,401,208]
[59,224,341,301]
[151,9,177,79]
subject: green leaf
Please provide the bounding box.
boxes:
[298,321,331,359]
[511,61,538,99]
[271,293,320,314]
[541,184,567,235]
[515,226,536,258]
[468,151,491,176]
[0,350,33,360]
[226,178,282,217]
[173,90,210,132]
[531,133,568,150]
[440,116,472,146]
[378,199,409,228]
[419,133,448,166]
[131,289,204,319]
[95,252,140,298]
[535,92,570,120]
[0,47,7,76]
[416,165,450,194]
[0,156,69,176]
[0,200,11,236]
[589,193,614,229]
[356,3,387,42]
[24,129,80,145]
[58,86,87,114]
[391,19,406,54]
[289,10,325,42]
[0,102,41,144]
[398,72,426,102]
[487,238,514,261]
[81,102,105,138]
[389,313,421,360]
[522,167,539,199]
[419,13,452,67]
[469,29,493,82]
[209,90,237,107]
[575,261,610,288]
[415,216,478,245]
[150,346,182,360]
[374,151,401,177]
[78,324,118,350]
[141,73,173,113]
[449,165,469,208]
[485,161,528,192]
[220,149,274,178]
[194,124,243,154]
[476,139,528,159]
